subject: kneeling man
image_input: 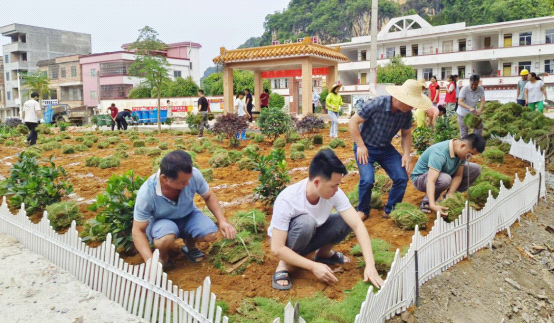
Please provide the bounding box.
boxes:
[269,149,385,290]
[133,150,236,267]
[411,134,485,216]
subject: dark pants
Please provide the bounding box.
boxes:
[115,117,128,130]
[517,99,527,107]
[412,163,482,202]
[25,122,38,145]
[285,214,351,256]
[354,144,409,215]
[261,105,268,109]
[312,103,316,113]
[110,119,116,131]
[198,111,209,136]
[247,106,253,122]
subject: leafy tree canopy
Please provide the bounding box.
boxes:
[201,70,271,96]
[377,56,416,85]
[21,72,50,99]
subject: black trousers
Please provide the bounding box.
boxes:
[247,106,253,122]
[110,119,116,131]
[25,122,38,145]
[115,117,128,130]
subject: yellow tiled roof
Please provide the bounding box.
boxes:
[213,37,348,64]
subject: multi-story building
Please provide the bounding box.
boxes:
[0,60,5,120]
[0,23,91,117]
[37,55,83,108]
[334,15,554,102]
[80,45,197,109]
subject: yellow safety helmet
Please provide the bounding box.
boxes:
[520,69,529,76]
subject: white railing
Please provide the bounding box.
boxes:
[353,135,545,323]
[0,200,229,323]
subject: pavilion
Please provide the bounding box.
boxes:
[213,37,348,116]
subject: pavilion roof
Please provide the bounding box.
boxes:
[213,37,348,64]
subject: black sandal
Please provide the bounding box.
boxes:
[272,270,292,290]
[420,201,431,214]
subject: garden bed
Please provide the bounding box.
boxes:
[0,124,531,319]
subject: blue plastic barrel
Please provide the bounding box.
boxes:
[160,109,167,123]
[43,106,54,124]
[137,110,147,123]
[148,110,157,123]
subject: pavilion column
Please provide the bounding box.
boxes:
[253,70,263,112]
[327,64,338,92]
[301,58,312,117]
[223,65,234,113]
[289,77,297,115]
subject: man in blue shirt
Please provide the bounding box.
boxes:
[349,79,433,219]
[133,150,236,267]
[411,134,485,215]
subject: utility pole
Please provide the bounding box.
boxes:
[368,0,378,97]
[17,71,23,119]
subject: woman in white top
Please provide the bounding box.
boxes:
[524,72,547,113]
[234,92,249,139]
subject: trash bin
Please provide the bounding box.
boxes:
[98,114,108,126]
[137,110,147,123]
[160,109,167,123]
[148,110,157,123]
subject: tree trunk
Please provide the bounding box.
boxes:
[157,86,162,134]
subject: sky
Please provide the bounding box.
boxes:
[1,0,291,76]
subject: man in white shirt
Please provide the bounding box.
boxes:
[312,90,320,113]
[269,149,384,290]
[21,92,43,146]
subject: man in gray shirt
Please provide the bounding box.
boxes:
[516,69,529,106]
[457,74,485,138]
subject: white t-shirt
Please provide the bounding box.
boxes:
[235,98,245,116]
[525,80,545,103]
[267,178,352,237]
[22,99,41,123]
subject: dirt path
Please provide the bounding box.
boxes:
[388,176,554,323]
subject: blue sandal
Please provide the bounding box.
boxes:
[181,246,205,263]
[314,251,346,265]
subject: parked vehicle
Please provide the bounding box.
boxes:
[43,104,90,126]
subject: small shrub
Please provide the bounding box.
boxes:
[253,134,264,143]
[159,142,169,150]
[482,149,505,163]
[114,151,129,159]
[329,138,346,149]
[258,107,294,141]
[97,141,110,149]
[4,140,15,146]
[390,203,428,230]
[434,115,459,142]
[201,169,214,182]
[174,138,184,145]
[99,156,121,169]
[228,150,243,163]
[290,143,305,152]
[412,127,434,154]
[295,114,325,134]
[85,156,102,167]
[313,134,323,145]
[212,113,248,147]
[43,142,61,151]
[286,131,301,143]
[108,136,121,144]
[192,144,204,153]
[75,136,84,142]
[85,135,99,143]
[46,201,81,231]
[61,145,75,154]
[133,140,145,147]
[147,148,162,157]
[249,149,291,205]
[209,151,231,168]
[273,138,286,149]
[237,158,256,171]
[83,140,94,148]
[134,147,149,155]
[75,144,89,152]
[242,144,260,155]
[290,150,305,161]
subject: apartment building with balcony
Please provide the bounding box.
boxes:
[334,15,554,102]
[37,55,83,108]
[0,24,91,117]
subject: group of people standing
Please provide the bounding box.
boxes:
[517,69,548,112]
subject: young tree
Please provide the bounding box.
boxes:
[377,55,416,85]
[128,26,170,133]
[162,76,199,97]
[21,72,50,99]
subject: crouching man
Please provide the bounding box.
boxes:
[411,134,485,216]
[269,149,385,290]
[132,150,237,267]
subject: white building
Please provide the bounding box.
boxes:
[334,15,554,103]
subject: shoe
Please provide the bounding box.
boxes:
[181,246,205,263]
[272,270,292,291]
[314,251,347,265]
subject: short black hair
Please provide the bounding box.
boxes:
[160,150,193,179]
[111,103,115,106]
[198,89,204,94]
[30,91,39,98]
[309,148,347,180]
[245,88,250,92]
[264,89,269,93]
[462,134,486,153]
[469,74,480,82]
[437,105,446,114]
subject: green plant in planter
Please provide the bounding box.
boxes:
[82,170,146,252]
[46,201,81,231]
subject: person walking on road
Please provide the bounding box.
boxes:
[22,91,42,146]
[234,92,249,140]
[312,89,320,114]
[245,88,254,123]
[197,90,210,137]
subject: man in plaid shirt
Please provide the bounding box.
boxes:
[349,79,433,219]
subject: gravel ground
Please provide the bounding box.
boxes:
[0,233,147,323]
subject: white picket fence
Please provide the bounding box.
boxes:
[353,135,546,323]
[0,200,229,323]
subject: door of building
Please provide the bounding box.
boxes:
[503,63,512,76]
[443,40,453,53]
[458,66,466,79]
[504,34,512,47]
[484,37,491,49]
[360,73,367,84]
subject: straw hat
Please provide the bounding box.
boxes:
[330,83,342,92]
[386,79,433,111]
[418,78,428,89]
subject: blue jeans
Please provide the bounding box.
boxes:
[327,110,338,137]
[354,144,408,215]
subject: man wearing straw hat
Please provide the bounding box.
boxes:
[349,79,433,220]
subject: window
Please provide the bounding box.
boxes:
[21,52,27,61]
[545,59,554,73]
[99,62,130,76]
[90,91,97,99]
[360,50,367,61]
[458,39,466,51]
[519,32,531,46]
[518,61,531,74]
[20,35,26,43]
[423,68,433,81]
[71,66,77,77]
[458,66,466,79]
[7,91,11,100]
[4,54,8,63]
[273,79,280,89]
[189,62,193,70]
[41,71,47,77]
[5,72,9,81]
[90,69,96,77]
[61,67,66,78]
[174,70,182,78]
[50,66,59,79]
[546,29,554,44]
[441,67,452,80]
[412,44,418,56]
[100,84,133,99]
[400,46,406,57]
[386,47,395,58]
[69,88,82,101]
[285,78,289,88]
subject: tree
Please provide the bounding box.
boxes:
[21,72,50,99]
[377,55,416,85]
[162,76,199,97]
[128,84,152,98]
[200,70,271,96]
[202,72,224,96]
[268,93,285,109]
[128,26,170,134]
